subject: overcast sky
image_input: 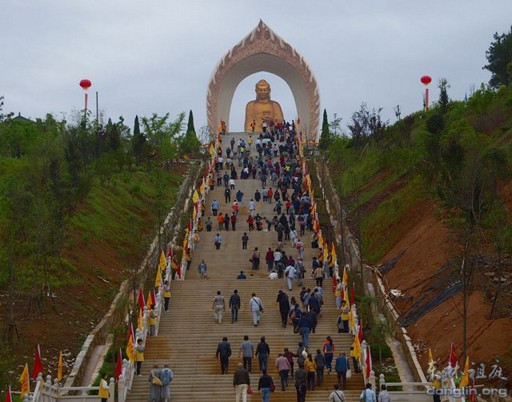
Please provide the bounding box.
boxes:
[1,1,511,135]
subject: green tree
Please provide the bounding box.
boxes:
[438,78,450,114]
[483,26,512,88]
[180,130,201,155]
[186,110,196,135]
[319,109,331,149]
[141,112,185,164]
[347,103,388,147]
[132,115,146,166]
[180,110,201,155]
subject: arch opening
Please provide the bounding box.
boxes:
[207,20,320,141]
[231,72,297,132]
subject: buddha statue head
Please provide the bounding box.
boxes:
[255,79,272,101]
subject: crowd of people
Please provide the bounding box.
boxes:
[198,126,384,402]
[132,123,387,402]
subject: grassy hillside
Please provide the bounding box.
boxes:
[323,84,512,387]
[0,166,185,387]
[0,113,190,389]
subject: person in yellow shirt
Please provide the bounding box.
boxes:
[148,305,157,336]
[98,372,109,402]
[304,353,317,391]
[337,301,350,333]
[135,338,145,376]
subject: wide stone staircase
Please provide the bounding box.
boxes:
[127,133,364,401]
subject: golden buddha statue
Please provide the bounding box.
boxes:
[244,79,284,132]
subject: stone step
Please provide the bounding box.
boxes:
[126,133,364,402]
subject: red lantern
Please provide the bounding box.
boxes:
[79,79,92,91]
[420,75,432,85]
[79,79,92,112]
[420,75,432,111]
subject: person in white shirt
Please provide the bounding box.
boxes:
[268,270,278,280]
[249,199,256,217]
[329,384,345,402]
[289,228,298,247]
[284,264,296,291]
[249,293,264,326]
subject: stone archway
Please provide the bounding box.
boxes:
[206,20,320,141]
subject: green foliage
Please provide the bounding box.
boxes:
[186,110,196,135]
[347,103,388,147]
[483,26,512,88]
[132,115,146,166]
[141,112,185,163]
[437,78,451,114]
[180,130,201,155]
[319,109,331,149]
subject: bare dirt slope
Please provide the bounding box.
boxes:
[379,201,512,387]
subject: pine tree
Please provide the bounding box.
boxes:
[132,115,145,165]
[319,109,331,149]
[483,26,512,88]
[187,110,196,135]
[438,78,450,114]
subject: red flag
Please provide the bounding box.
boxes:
[32,344,43,379]
[4,386,12,402]
[449,342,458,368]
[469,378,477,402]
[340,288,344,302]
[138,289,145,311]
[115,348,123,380]
[167,246,173,258]
[351,283,356,306]
[151,290,157,308]
[358,319,364,343]
[365,344,372,379]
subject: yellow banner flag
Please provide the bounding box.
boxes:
[459,356,470,389]
[155,268,162,288]
[348,308,355,332]
[192,190,200,204]
[331,243,337,267]
[126,333,135,363]
[159,250,167,272]
[147,290,154,308]
[343,265,348,285]
[310,202,316,217]
[201,178,207,194]
[323,243,329,261]
[137,308,143,331]
[209,143,215,157]
[19,363,30,398]
[352,335,362,359]
[57,351,63,381]
[427,348,435,376]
